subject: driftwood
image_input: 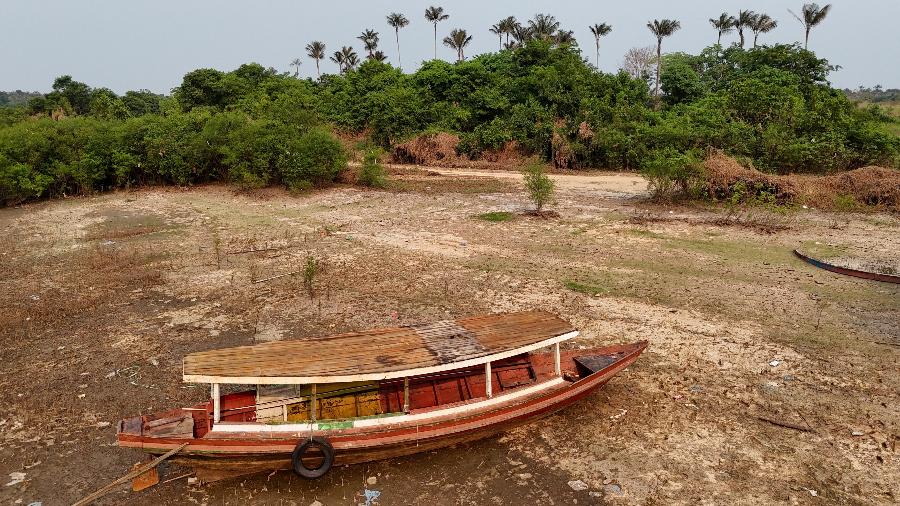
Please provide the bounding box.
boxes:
[251,271,299,284]
[757,416,816,433]
[71,443,189,506]
[227,247,286,255]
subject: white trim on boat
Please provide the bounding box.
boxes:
[185,331,579,385]
[209,377,566,434]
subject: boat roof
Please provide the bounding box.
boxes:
[182,311,577,385]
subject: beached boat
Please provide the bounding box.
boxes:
[117,311,647,482]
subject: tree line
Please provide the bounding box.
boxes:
[2,4,897,207]
[290,4,833,77]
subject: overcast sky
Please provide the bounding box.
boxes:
[2,0,897,94]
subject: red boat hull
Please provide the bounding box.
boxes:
[118,341,647,482]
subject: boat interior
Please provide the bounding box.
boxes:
[123,346,636,440]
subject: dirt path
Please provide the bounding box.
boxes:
[408,165,650,196]
[0,170,897,505]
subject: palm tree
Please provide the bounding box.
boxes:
[346,52,360,71]
[750,14,778,47]
[358,29,380,58]
[735,10,757,48]
[709,12,736,45]
[443,29,472,62]
[289,58,302,77]
[528,14,560,41]
[369,51,389,62]
[386,12,410,69]
[425,6,450,60]
[306,41,326,78]
[509,24,533,49]
[499,16,518,48]
[489,23,503,50]
[330,46,358,74]
[589,23,613,68]
[647,19,681,97]
[790,3,832,49]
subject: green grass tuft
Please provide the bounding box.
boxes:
[563,280,609,296]
[477,211,513,222]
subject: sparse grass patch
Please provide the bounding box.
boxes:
[476,211,513,222]
[563,279,610,296]
[626,228,665,239]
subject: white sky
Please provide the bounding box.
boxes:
[1,0,896,93]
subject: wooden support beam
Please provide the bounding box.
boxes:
[554,343,561,377]
[403,377,410,413]
[485,362,492,398]
[310,384,317,422]
[212,383,221,423]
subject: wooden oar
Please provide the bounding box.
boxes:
[72,443,189,506]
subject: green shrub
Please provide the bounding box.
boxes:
[522,161,555,211]
[358,149,387,188]
[277,128,347,191]
[641,148,704,200]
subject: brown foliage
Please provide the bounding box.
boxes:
[702,151,900,211]
[392,132,463,166]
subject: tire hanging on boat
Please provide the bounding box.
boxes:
[291,437,335,479]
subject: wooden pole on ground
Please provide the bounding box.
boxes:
[71,443,189,506]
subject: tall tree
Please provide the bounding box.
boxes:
[499,16,518,48]
[647,19,681,98]
[443,29,472,62]
[735,10,757,48]
[425,6,450,60]
[386,12,410,69]
[750,14,778,47]
[306,41,326,78]
[358,29,380,58]
[489,23,503,50]
[709,12,736,45]
[330,46,358,74]
[790,3,832,49]
[589,23,613,68]
[289,58,302,77]
[528,14,561,40]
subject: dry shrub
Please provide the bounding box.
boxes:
[481,141,525,165]
[793,167,900,209]
[392,132,463,166]
[702,151,797,204]
[577,121,595,141]
[551,131,576,169]
[703,151,900,211]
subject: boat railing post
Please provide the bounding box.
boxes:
[212,383,221,423]
[310,384,317,422]
[485,361,492,398]
[403,377,410,413]
[554,342,561,377]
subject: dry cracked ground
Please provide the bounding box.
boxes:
[0,167,898,505]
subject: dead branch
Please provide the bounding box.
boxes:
[757,416,816,434]
[252,271,299,284]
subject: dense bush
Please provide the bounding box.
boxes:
[0,67,346,205]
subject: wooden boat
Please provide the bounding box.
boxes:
[117,311,648,482]
[793,249,900,284]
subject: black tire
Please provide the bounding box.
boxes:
[291,437,334,479]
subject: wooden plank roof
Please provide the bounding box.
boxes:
[183,311,577,384]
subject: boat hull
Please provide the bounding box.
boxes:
[118,342,647,482]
